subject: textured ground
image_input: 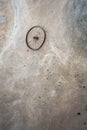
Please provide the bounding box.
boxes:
[0,0,87,130]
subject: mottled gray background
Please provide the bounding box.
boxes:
[0,0,87,130]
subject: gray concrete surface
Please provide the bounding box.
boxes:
[0,0,87,130]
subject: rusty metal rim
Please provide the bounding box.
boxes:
[26,25,46,51]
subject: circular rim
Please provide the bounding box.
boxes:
[26,26,46,51]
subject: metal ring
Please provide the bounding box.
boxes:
[26,26,46,51]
